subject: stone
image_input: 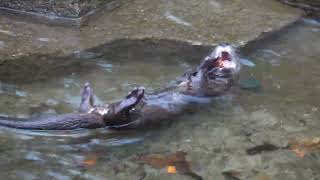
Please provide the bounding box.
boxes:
[0,0,303,61]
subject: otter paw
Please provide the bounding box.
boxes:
[116,87,145,114]
[126,86,145,102]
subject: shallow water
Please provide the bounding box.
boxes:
[0,19,320,179]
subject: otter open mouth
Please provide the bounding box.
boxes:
[214,51,236,69]
[205,50,237,80]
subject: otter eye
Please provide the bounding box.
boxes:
[219,42,229,46]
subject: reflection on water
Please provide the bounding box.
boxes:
[0,20,319,179]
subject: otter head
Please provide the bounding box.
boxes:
[201,43,240,79]
[180,43,240,96]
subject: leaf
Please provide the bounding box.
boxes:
[289,137,320,157]
[167,165,177,174]
[137,151,202,180]
[83,159,96,166]
[82,155,98,167]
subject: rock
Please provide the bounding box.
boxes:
[250,110,278,127]
[0,0,120,18]
[0,0,128,26]
[279,0,320,9]
[0,0,303,61]
[279,0,320,18]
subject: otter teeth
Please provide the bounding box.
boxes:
[89,107,110,116]
[222,61,236,69]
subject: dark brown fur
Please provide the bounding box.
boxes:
[0,45,240,130]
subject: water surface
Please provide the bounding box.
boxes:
[0,20,320,179]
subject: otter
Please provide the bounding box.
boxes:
[0,43,240,130]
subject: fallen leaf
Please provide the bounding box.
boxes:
[82,155,98,167]
[137,151,202,180]
[290,146,306,158]
[83,159,97,166]
[167,165,177,174]
[289,137,320,157]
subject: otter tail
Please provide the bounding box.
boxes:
[0,113,104,130]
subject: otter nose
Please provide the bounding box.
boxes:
[219,42,229,47]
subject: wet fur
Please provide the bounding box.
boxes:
[0,45,240,130]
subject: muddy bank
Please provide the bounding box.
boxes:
[0,0,302,62]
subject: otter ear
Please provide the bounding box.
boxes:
[79,82,95,113]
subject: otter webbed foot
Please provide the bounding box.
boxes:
[115,87,145,115]
[102,87,145,127]
[79,82,95,113]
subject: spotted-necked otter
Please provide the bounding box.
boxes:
[0,43,240,130]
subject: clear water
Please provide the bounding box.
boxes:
[0,20,319,179]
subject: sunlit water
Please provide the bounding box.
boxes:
[0,19,319,179]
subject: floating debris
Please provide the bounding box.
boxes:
[164,11,192,27]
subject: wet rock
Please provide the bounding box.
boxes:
[279,0,320,10]
[249,109,278,127]
[0,0,303,60]
[0,0,126,26]
[221,154,263,179]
